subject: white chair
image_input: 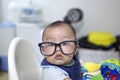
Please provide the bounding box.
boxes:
[8,37,42,80]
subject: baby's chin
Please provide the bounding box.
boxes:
[49,60,68,66]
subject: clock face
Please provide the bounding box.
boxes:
[66,8,83,23]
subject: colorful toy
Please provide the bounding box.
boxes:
[100,58,120,80]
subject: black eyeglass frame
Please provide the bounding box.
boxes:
[38,40,78,56]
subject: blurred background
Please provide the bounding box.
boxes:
[1,0,120,36]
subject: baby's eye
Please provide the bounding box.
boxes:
[48,43,55,46]
[61,42,68,46]
[41,43,55,48]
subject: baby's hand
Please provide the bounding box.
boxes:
[64,77,72,80]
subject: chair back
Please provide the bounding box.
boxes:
[8,37,42,80]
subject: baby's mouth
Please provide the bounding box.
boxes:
[55,55,63,60]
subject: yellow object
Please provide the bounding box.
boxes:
[88,32,116,47]
[84,62,100,72]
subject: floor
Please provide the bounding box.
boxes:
[0,71,8,80]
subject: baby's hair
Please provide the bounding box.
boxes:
[42,20,76,40]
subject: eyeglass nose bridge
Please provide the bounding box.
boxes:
[54,43,62,51]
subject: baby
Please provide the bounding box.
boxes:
[38,21,81,80]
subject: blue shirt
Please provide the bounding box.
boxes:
[41,56,81,80]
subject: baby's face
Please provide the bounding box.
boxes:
[43,24,78,65]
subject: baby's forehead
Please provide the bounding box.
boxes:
[42,25,76,40]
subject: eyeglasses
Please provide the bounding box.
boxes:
[38,40,78,56]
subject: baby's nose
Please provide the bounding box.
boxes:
[55,46,62,53]
[55,46,61,52]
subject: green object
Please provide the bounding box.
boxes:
[90,74,104,80]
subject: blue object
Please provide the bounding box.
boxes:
[0,22,16,28]
[82,74,93,80]
[100,58,120,80]
[0,56,8,71]
[0,58,1,70]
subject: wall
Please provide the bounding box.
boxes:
[0,0,3,22]
[38,0,120,38]
[1,0,120,38]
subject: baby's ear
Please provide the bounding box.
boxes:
[74,46,79,55]
[77,44,80,48]
[76,44,80,50]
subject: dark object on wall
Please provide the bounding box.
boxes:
[64,8,83,24]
